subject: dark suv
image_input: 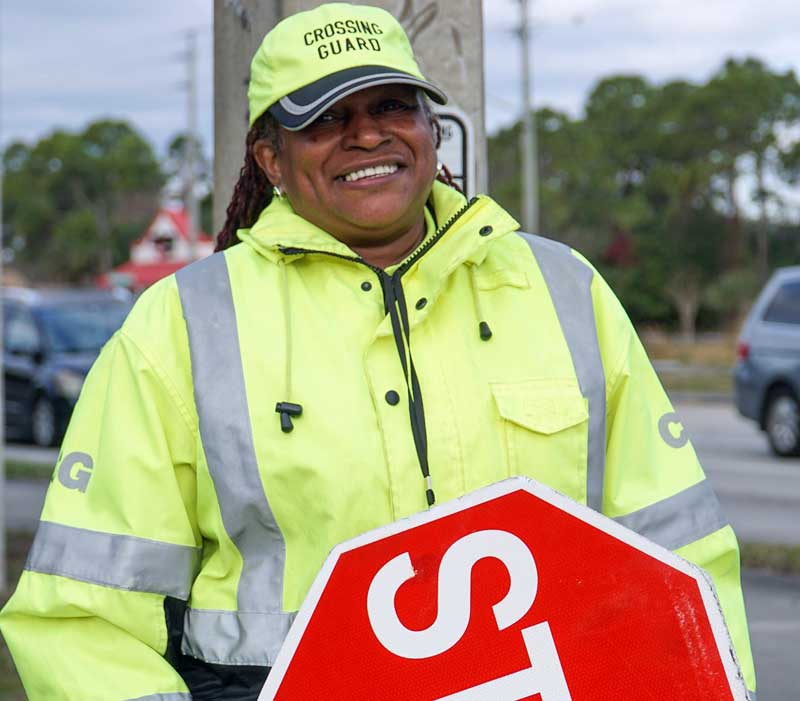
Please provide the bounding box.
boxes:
[3,288,132,446]
[734,266,800,456]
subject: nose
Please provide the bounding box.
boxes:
[341,110,391,150]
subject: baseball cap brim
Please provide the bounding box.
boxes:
[268,65,448,131]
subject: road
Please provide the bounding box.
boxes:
[673,400,800,699]
[4,443,58,466]
[4,399,798,543]
[2,401,799,699]
[2,444,56,533]
[742,569,800,701]
[675,399,800,546]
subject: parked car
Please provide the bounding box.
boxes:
[3,288,132,446]
[734,266,800,456]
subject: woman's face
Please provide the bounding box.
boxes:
[255,84,438,249]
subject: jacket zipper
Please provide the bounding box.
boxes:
[279,196,479,273]
[279,197,480,507]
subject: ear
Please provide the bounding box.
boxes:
[253,138,282,187]
[417,92,440,148]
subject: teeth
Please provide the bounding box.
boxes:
[343,163,398,182]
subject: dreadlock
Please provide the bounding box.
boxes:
[215,111,279,251]
[215,92,463,252]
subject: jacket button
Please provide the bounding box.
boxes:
[385,390,400,405]
[361,281,372,291]
[479,225,493,236]
[415,297,427,310]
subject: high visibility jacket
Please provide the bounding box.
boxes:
[1,182,755,700]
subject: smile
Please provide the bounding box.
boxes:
[340,163,399,183]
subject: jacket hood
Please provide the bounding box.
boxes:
[237,181,519,270]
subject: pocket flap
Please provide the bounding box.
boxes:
[476,270,529,291]
[491,380,588,434]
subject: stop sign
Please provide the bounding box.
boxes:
[259,477,747,700]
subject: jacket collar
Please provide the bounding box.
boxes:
[238,181,520,272]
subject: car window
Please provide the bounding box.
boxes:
[39,300,131,353]
[762,280,800,325]
[4,307,42,354]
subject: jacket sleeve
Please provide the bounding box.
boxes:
[0,308,200,700]
[591,270,756,696]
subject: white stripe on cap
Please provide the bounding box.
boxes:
[279,71,434,115]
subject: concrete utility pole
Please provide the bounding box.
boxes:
[213,1,282,233]
[0,127,6,594]
[186,30,200,260]
[0,0,6,588]
[519,0,538,234]
[213,0,487,233]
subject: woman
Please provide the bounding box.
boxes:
[1,4,755,700]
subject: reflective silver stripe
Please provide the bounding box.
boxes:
[521,234,607,511]
[614,480,728,550]
[26,521,200,599]
[127,694,193,701]
[181,608,296,666]
[176,254,292,659]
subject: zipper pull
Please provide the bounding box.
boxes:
[426,476,436,506]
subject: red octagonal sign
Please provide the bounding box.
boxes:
[259,478,747,700]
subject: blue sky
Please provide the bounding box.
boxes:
[2,0,800,158]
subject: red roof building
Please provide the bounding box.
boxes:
[98,206,214,292]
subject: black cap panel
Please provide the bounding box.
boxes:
[268,65,447,131]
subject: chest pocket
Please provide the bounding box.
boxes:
[491,379,588,502]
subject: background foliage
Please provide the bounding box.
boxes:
[488,57,800,337]
[3,57,799,337]
[3,121,163,283]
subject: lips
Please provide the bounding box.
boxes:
[337,162,403,183]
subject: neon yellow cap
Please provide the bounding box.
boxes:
[248,2,447,129]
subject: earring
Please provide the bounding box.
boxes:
[273,185,284,198]
[436,161,443,173]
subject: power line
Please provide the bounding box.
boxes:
[183,30,200,260]
[519,0,539,234]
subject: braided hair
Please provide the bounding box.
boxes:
[215,111,279,251]
[215,93,463,252]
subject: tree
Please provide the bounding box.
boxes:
[487,56,800,336]
[487,107,616,258]
[782,140,800,182]
[2,120,163,283]
[698,58,800,277]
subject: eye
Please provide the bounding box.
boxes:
[376,98,415,114]
[309,111,339,127]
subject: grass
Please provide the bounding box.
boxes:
[656,367,733,394]
[4,460,53,481]
[640,331,738,394]
[642,332,739,366]
[740,542,800,576]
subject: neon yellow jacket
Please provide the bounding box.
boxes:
[1,182,755,699]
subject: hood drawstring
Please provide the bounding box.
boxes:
[380,270,436,507]
[469,264,493,341]
[276,197,482,506]
[275,258,302,432]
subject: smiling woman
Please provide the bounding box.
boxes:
[252,84,438,266]
[0,2,756,701]
[217,73,454,266]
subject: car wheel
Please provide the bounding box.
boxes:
[765,389,800,457]
[31,397,58,447]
